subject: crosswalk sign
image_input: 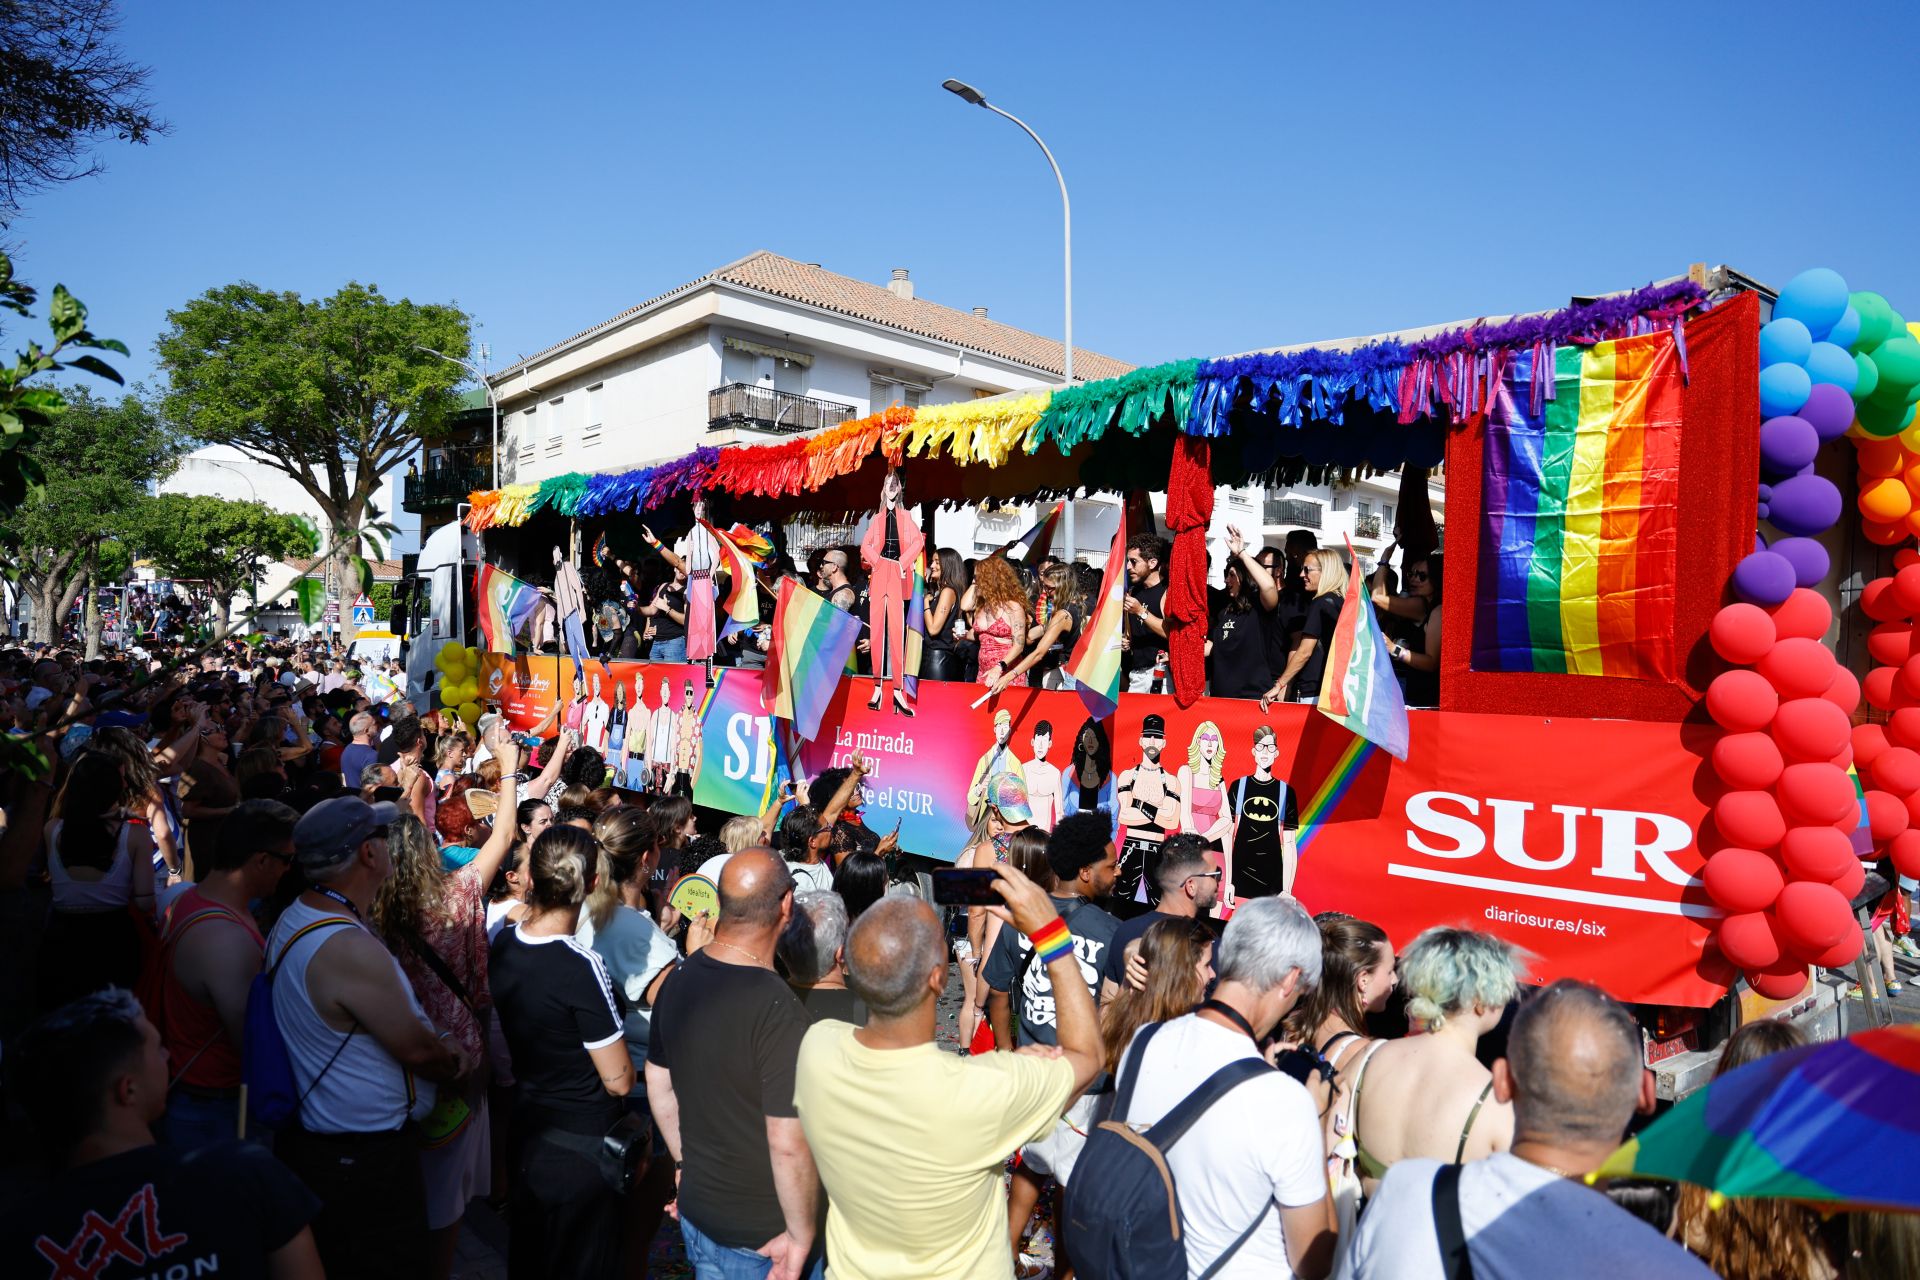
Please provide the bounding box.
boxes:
[350,593,377,625]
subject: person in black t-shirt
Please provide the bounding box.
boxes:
[1207,525,1283,700]
[1,989,322,1280]
[1228,724,1301,902]
[1098,834,1221,994]
[1263,548,1349,708]
[490,824,636,1280]
[647,848,821,1279]
[778,889,869,1026]
[1121,533,1169,693]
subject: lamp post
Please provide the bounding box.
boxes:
[417,344,501,490]
[942,78,1078,560]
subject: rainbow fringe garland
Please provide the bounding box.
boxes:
[464,282,1708,531]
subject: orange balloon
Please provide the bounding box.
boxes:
[1858,437,1908,477]
[1865,519,1910,546]
[1903,459,1920,493]
[1860,476,1914,523]
[1904,508,1920,539]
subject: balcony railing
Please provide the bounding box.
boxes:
[1263,496,1324,529]
[1354,512,1384,539]
[708,382,856,435]
[403,450,491,513]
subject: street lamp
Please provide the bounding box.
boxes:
[417,344,501,490]
[941,79,1073,387]
[943,78,1078,559]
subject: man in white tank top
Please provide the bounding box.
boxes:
[265,796,469,1280]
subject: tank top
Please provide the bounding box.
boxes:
[46,819,134,912]
[927,586,958,651]
[265,896,435,1133]
[159,888,262,1089]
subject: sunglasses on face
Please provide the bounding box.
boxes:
[1187,870,1223,882]
[1409,571,1429,582]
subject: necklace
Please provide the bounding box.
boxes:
[711,940,762,965]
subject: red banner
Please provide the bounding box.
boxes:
[479,655,1722,1006]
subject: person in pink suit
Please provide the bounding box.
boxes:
[859,469,925,716]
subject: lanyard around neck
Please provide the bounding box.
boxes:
[1199,998,1259,1047]
[312,885,363,925]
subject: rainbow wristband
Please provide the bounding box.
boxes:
[1028,918,1074,967]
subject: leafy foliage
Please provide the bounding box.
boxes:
[124,492,314,629]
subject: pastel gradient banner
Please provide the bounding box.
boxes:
[1473,331,1683,679]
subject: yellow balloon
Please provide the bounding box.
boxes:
[464,646,482,668]
[1901,422,1920,454]
[457,701,482,726]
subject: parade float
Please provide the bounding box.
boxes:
[433,264,1919,1091]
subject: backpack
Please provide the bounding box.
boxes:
[1063,1022,1274,1280]
[243,916,359,1129]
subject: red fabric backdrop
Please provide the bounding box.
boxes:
[1439,292,1761,721]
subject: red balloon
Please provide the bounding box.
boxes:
[1892,829,1920,880]
[1866,790,1910,842]
[1829,856,1866,902]
[1889,707,1920,751]
[1774,881,1856,955]
[1777,762,1859,825]
[1865,521,1908,548]
[1853,723,1892,770]
[1756,638,1838,701]
[1706,670,1780,733]
[1865,666,1903,711]
[1770,698,1852,762]
[1823,666,1862,716]
[1870,746,1920,795]
[1861,576,1906,623]
[1714,790,1786,849]
[1709,603,1777,665]
[1711,732,1784,790]
[1701,848,1786,913]
[1745,963,1813,1000]
[1902,656,1920,702]
[1809,932,1865,968]
[1717,911,1784,970]
[1868,620,1917,666]
[1896,564,1920,614]
[1830,746,1855,771]
[1781,826,1856,882]
[1768,589,1834,643]
[1696,943,1739,987]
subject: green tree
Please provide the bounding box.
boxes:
[0,385,173,642]
[125,493,315,641]
[157,281,469,644]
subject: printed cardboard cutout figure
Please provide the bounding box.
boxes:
[860,469,924,715]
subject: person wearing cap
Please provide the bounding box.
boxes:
[954,771,1036,1051]
[966,708,1018,828]
[1115,713,1181,908]
[264,794,471,1280]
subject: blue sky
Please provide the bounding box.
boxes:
[15,1,1920,393]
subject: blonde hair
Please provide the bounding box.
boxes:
[1399,927,1523,1030]
[719,815,761,853]
[1306,548,1348,599]
[1186,721,1224,788]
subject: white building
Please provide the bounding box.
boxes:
[489,250,1442,570]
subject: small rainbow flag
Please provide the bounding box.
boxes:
[1295,733,1378,858]
[1064,512,1127,720]
[763,577,864,740]
[901,553,927,701]
[1318,535,1409,760]
[703,520,765,640]
[476,564,542,655]
[1004,500,1064,563]
[1472,330,1682,679]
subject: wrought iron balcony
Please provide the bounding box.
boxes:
[403,449,491,513]
[1262,496,1324,529]
[708,382,856,435]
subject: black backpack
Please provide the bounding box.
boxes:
[1063,1021,1275,1279]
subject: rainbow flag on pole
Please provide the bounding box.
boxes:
[1064,513,1128,720]
[1003,500,1064,563]
[1317,536,1409,760]
[703,520,769,640]
[901,553,928,701]
[763,577,864,740]
[476,564,542,655]
[1473,330,1683,679]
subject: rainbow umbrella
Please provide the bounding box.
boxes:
[1594,1024,1920,1211]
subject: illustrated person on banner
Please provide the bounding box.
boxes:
[1060,718,1117,844]
[1023,720,1062,829]
[1228,723,1298,904]
[1115,713,1180,906]
[551,543,590,669]
[581,670,611,753]
[1179,720,1234,907]
[649,676,678,793]
[672,677,703,797]
[615,679,650,791]
[859,468,924,716]
[968,710,1019,827]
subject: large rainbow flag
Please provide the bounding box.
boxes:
[763,577,864,740]
[703,520,770,640]
[476,564,542,654]
[1064,514,1128,719]
[1472,330,1683,679]
[1003,500,1064,563]
[1318,536,1409,759]
[901,553,927,700]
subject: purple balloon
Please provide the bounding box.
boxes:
[1756,502,1771,520]
[1759,416,1820,476]
[1731,550,1797,605]
[1758,483,1774,502]
[1798,382,1856,441]
[1755,532,1769,555]
[1770,536,1831,588]
[1766,473,1843,537]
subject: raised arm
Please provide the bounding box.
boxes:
[988,609,1075,696]
[467,733,521,889]
[988,863,1103,1097]
[819,753,870,827]
[642,525,686,575]
[1228,527,1280,610]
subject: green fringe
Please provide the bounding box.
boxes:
[1032,358,1200,454]
[530,472,590,517]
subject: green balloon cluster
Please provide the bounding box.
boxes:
[1848,291,1920,439]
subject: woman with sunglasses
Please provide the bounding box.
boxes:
[1371,546,1443,708]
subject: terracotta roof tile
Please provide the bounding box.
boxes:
[283,556,403,582]
[504,251,1133,383]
